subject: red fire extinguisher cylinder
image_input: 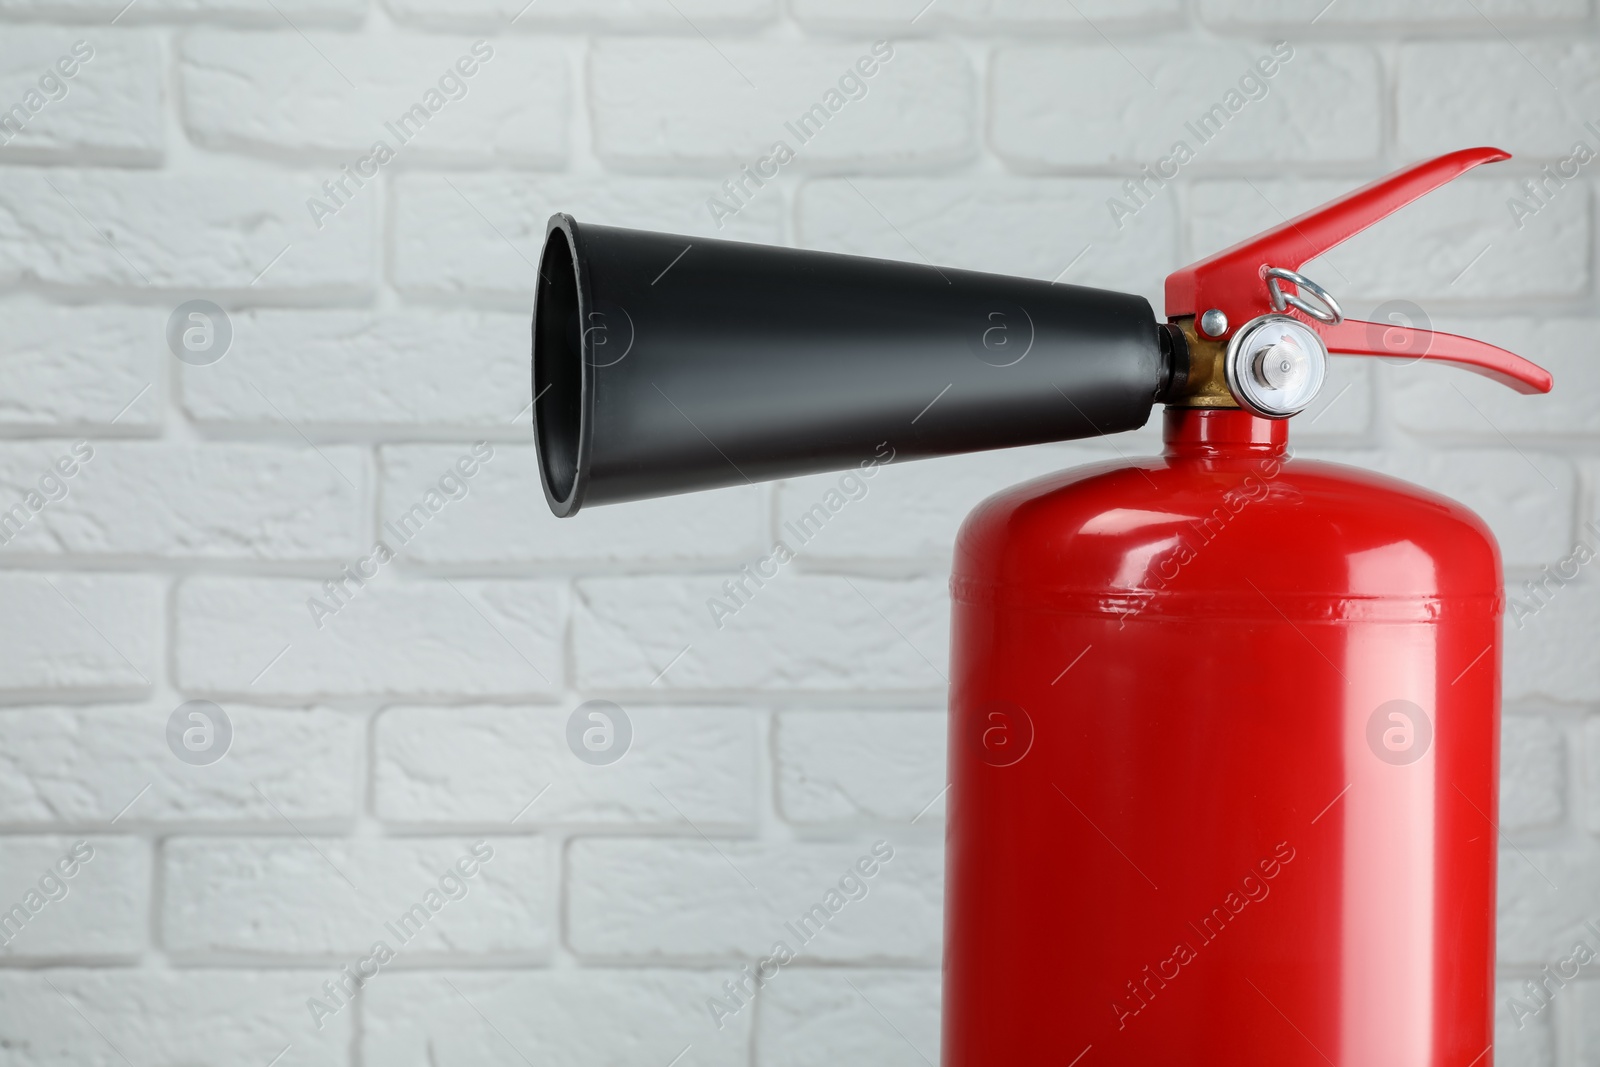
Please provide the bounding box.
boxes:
[529,148,1555,1067]
[943,149,1552,1066]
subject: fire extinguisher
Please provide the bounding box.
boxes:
[529,147,1551,1066]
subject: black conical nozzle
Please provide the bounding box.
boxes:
[533,214,1179,517]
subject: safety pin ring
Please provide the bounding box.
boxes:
[1265,266,1343,326]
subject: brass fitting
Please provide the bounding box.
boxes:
[1166,316,1237,408]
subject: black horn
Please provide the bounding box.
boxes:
[532,214,1180,517]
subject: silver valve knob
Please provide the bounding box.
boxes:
[1253,334,1312,391]
[1225,314,1328,419]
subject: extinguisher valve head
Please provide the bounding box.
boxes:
[1224,315,1327,419]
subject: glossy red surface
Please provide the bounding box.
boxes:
[942,407,1501,1067]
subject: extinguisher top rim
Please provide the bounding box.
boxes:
[533,212,593,518]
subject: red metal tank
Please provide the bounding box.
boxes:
[521,147,1555,1066]
[942,406,1502,1065]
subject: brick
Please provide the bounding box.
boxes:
[1497,839,1600,964]
[0,837,145,959]
[1392,318,1600,438]
[590,40,974,171]
[794,0,1178,29]
[993,0,1178,15]
[758,968,941,1067]
[1505,578,1600,703]
[375,704,758,828]
[363,969,752,1066]
[1187,177,1588,302]
[1497,977,1556,1067]
[1295,447,1573,570]
[181,309,529,428]
[392,174,782,302]
[1590,462,1600,550]
[163,836,551,956]
[0,31,162,164]
[1585,718,1600,834]
[386,0,773,29]
[993,43,1380,169]
[379,445,767,564]
[0,301,161,430]
[776,711,946,824]
[574,575,949,692]
[567,837,942,961]
[795,177,1177,308]
[1300,356,1377,439]
[1578,982,1600,1067]
[0,168,372,293]
[0,705,360,826]
[177,577,566,699]
[1399,43,1600,160]
[0,442,366,559]
[1501,715,1566,834]
[773,444,1110,564]
[0,969,349,1065]
[182,33,567,167]
[1203,0,1585,23]
[791,0,982,26]
[0,573,159,697]
[0,0,362,21]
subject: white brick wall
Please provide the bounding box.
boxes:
[566,838,942,960]
[590,40,975,171]
[0,31,163,164]
[991,42,1384,167]
[0,3,1596,1065]
[179,33,570,166]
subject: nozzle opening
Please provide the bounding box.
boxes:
[533,219,588,516]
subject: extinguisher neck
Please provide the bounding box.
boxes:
[1163,407,1288,459]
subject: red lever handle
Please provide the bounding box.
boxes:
[1313,318,1551,395]
[1165,147,1552,395]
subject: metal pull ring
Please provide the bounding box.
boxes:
[1264,267,1343,326]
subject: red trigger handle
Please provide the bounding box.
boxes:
[1164,147,1553,395]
